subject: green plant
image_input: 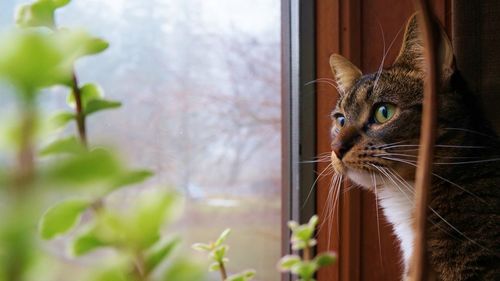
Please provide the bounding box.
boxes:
[278,215,336,281]
[192,229,256,281]
[0,1,206,280]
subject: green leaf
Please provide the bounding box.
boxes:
[67,83,103,109]
[192,243,212,252]
[225,270,256,281]
[291,240,307,251]
[293,225,314,242]
[226,275,245,281]
[243,271,256,279]
[45,148,122,185]
[50,111,75,128]
[40,136,85,156]
[56,29,109,60]
[307,239,317,247]
[72,227,107,256]
[130,192,179,250]
[212,245,228,263]
[208,262,220,272]
[39,198,90,239]
[163,259,207,281]
[287,221,299,231]
[84,99,121,116]
[307,215,319,229]
[16,0,71,29]
[145,236,181,273]
[313,252,336,267]
[215,228,231,247]
[0,31,73,96]
[91,266,134,281]
[278,255,301,271]
[291,262,317,279]
[109,169,153,190]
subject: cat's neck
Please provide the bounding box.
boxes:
[378,181,415,275]
[347,169,416,272]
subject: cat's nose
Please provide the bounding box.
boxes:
[331,126,360,160]
[331,141,351,159]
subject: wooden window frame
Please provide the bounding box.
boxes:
[281,1,317,280]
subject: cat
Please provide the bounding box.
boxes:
[328,14,500,281]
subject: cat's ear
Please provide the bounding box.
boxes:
[394,13,454,76]
[329,54,362,94]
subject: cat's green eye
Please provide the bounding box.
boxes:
[373,103,396,124]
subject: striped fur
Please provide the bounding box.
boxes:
[328,14,500,280]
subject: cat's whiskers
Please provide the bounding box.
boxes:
[443,127,500,141]
[381,167,414,200]
[381,154,500,165]
[378,166,489,251]
[336,175,344,239]
[370,171,384,267]
[300,153,332,164]
[320,174,337,228]
[328,174,343,250]
[385,168,486,243]
[375,152,483,160]
[433,158,500,165]
[427,207,490,252]
[305,78,345,96]
[300,158,331,164]
[377,156,488,203]
[303,162,334,208]
[373,21,387,92]
[383,144,487,150]
[317,173,343,251]
[373,21,405,92]
[374,140,410,149]
[371,165,472,246]
[371,165,413,202]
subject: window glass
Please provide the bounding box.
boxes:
[0,0,281,280]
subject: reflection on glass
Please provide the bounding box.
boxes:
[1,0,281,280]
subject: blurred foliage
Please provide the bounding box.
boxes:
[0,1,321,281]
[193,229,256,281]
[0,0,207,280]
[278,216,336,281]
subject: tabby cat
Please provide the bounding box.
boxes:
[328,14,500,280]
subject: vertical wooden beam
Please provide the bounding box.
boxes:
[339,2,362,279]
[316,0,361,280]
[316,0,341,279]
[410,1,440,280]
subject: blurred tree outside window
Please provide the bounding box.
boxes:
[0,0,281,280]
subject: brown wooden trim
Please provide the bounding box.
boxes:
[409,3,441,280]
[338,0,363,278]
[315,0,340,280]
[316,0,362,280]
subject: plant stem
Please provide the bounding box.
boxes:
[14,100,36,192]
[303,246,311,262]
[71,71,87,148]
[133,252,148,281]
[219,261,228,281]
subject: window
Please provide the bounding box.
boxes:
[0,1,281,280]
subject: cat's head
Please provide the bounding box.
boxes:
[329,14,454,188]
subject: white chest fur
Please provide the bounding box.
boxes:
[378,184,415,270]
[347,170,415,271]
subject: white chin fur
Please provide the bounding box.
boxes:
[346,168,415,275]
[346,169,373,188]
